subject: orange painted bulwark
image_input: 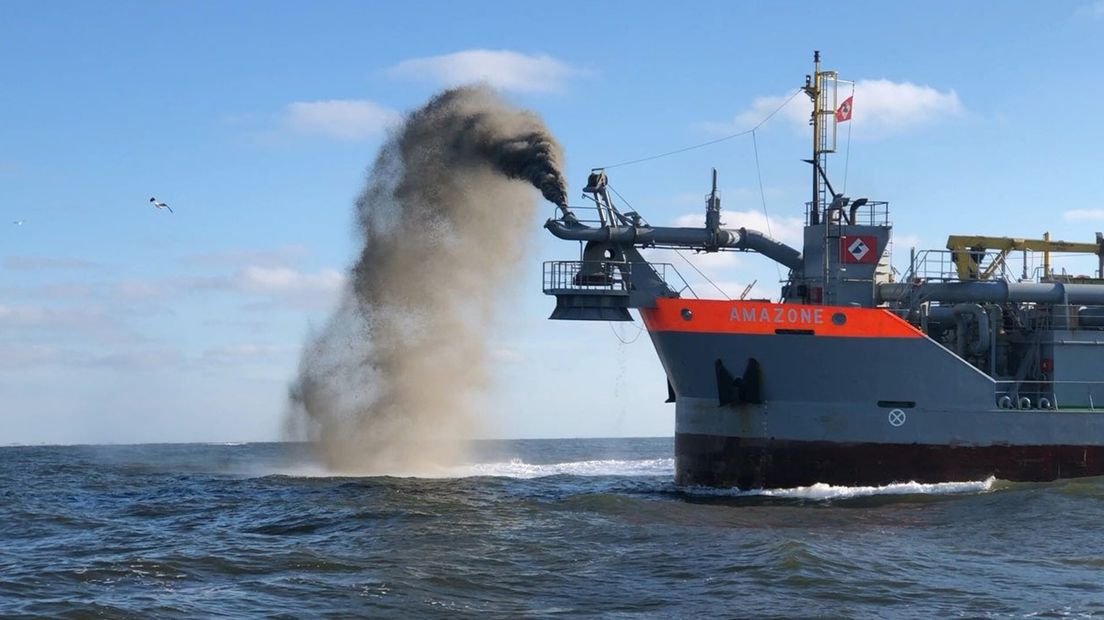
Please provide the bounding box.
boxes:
[640,298,923,339]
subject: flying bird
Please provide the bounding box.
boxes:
[12,220,24,226]
[149,197,173,214]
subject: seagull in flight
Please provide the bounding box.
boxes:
[149,197,173,214]
[12,220,24,226]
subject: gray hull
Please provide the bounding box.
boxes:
[538,54,1104,489]
[642,299,1104,488]
[674,400,1104,488]
[674,432,1104,488]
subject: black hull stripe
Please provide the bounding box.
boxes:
[676,433,1104,489]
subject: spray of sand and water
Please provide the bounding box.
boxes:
[287,86,567,474]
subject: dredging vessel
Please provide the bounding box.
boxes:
[542,52,1104,488]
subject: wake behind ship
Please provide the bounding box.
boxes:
[541,52,1104,488]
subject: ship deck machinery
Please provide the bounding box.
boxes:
[542,52,1104,489]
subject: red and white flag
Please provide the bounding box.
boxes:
[835,96,853,123]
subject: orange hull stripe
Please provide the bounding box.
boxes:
[640,299,923,339]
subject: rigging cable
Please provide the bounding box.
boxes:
[598,88,804,170]
[605,184,638,217]
[674,250,732,300]
[595,187,646,345]
[751,129,783,287]
[595,86,807,301]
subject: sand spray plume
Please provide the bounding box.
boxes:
[286,86,567,473]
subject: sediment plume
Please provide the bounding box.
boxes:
[287,86,567,473]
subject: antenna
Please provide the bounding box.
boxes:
[807,51,822,225]
[740,280,757,300]
[705,168,722,233]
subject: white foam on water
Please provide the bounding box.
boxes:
[262,463,343,478]
[448,457,676,479]
[682,476,997,500]
[253,457,995,499]
[251,458,674,479]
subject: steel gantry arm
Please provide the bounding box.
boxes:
[946,233,1104,280]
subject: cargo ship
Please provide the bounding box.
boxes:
[541,52,1104,488]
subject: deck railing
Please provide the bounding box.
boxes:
[542,260,697,299]
[803,200,891,227]
[994,380,1104,411]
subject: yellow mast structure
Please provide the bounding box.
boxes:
[946,233,1104,280]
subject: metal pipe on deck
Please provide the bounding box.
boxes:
[736,228,804,271]
[953,303,990,356]
[985,303,1003,375]
[877,281,1104,305]
[544,219,804,271]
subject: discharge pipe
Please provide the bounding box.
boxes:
[545,219,804,271]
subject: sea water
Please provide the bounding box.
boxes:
[2,438,1102,617]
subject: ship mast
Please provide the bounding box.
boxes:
[807,51,819,223]
[804,51,840,222]
[803,51,840,303]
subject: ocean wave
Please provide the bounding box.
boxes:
[256,458,675,480]
[451,457,675,479]
[260,458,996,499]
[680,476,996,500]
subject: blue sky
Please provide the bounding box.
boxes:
[3,1,1104,444]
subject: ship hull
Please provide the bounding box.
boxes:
[675,433,1104,488]
[642,298,1104,489]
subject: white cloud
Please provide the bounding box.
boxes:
[202,343,292,365]
[654,209,804,301]
[79,348,185,370]
[282,99,400,140]
[186,245,309,269]
[0,160,23,176]
[672,209,805,246]
[489,346,525,364]
[180,266,344,296]
[700,279,778,300]
[667,186,787,210]
[0,283,95,300]
[0,343,63,368]
[723,93,810,132]
[4,256,101,271]
[1076,0,1104,18]
[233,266,346,313]
[1064,209,1104,221]
[639,247,743,283]
[847,79,963,136]
[893,234,923,250]
[113,281,167,301]
[0,344,183,371]
[389,49,583,94]
[709,79,963,139]
[237,266,344,297]
[171,265,346,312]
[675,250,744,273]
[0,302,110,330]
[0,303,51,326]
[0,301,143,345]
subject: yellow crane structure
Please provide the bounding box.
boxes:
[946,232,1104,281]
